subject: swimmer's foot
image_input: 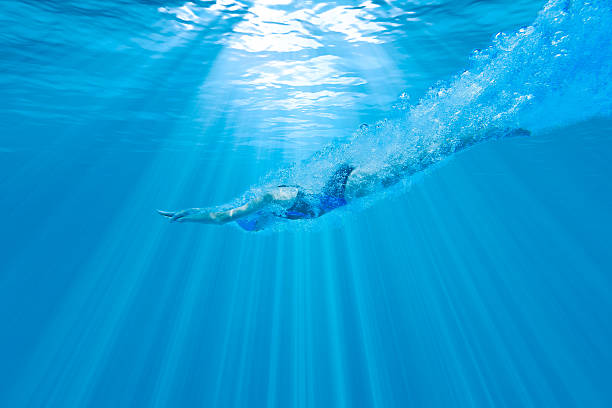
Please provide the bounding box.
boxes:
[506,128,531,138]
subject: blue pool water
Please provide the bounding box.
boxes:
[1,0,612,406]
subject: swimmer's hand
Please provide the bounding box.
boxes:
[157,208,209,223]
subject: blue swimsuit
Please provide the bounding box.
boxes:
[236,164,355,231]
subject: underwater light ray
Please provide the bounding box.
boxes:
[320,232,350,407]
[264,235,287,408]
[148,232,221,408]
[231,242,269,406]
[339,226,386,407]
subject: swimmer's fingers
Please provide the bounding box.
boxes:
[158,208,203,222]
[157,209,187,222]
[171,211,187,222]
[172,208,201,222]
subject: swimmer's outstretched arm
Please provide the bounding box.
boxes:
[157,196,269,224]
[158,186,298,224]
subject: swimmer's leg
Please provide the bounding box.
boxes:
[345,127,531,200]
[462,127,531,147]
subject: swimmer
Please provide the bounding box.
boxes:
[158,127,529,231]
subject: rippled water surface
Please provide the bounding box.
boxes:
[1,0,612,406]
[1,0,547,156]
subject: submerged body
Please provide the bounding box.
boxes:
[159,127,529,231]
